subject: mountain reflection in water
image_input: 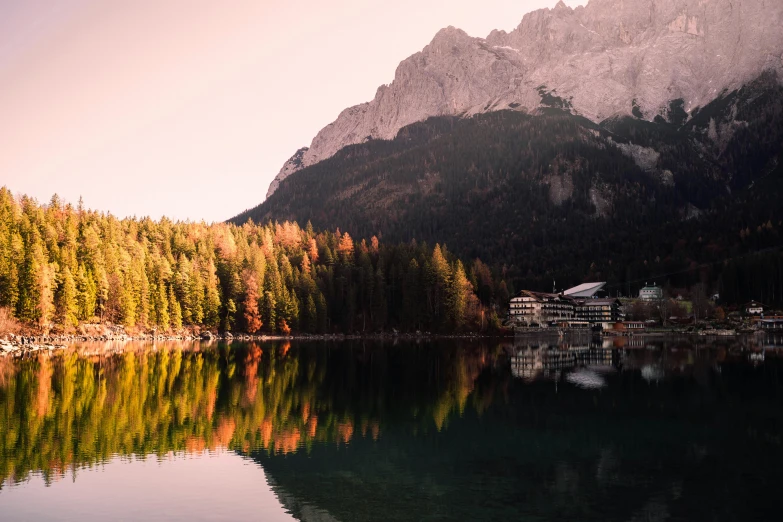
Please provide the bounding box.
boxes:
[0,337,781,521]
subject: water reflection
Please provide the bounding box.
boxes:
[506,333,775,385]
[0,337,781,521]
[0,340,500,488]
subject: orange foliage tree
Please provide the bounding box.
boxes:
[242,271,262,333]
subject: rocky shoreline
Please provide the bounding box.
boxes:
[3,327,752,357]
[0,330,511,357]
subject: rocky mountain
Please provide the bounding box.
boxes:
[236,73,783,301]
[266,0,783,198]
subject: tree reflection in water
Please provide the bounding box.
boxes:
[0,340,502,486]
[1,338,782,521]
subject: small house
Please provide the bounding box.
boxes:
[639,284,663,301]
[744,301,765,316]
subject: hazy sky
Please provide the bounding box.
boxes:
[0,0,584,222]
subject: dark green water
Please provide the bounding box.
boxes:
[1,336,782,521]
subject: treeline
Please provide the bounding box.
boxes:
[718,249,783,307]
[0,188,509,334]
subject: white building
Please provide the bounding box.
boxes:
[639,284,663,301]
[573,298,623,324]
[509,291,575,326]
[509,289,622,326]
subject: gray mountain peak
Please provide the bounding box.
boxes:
[266,0,783,199]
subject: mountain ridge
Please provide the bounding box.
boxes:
[266,0,783,198]
[236,71,783,303]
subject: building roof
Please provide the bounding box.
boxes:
[515,290,559,300]
[563,282,606,298]
[513,290,576,303]
[574,298,620,306]
[640,285,662,292]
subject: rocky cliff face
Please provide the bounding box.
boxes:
[266,147,308,201]
[267,0,783,198]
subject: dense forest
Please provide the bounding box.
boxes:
[237,73,783,306]
[0,188,509,334]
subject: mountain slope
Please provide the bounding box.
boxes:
[234,74,783,300]
[266,0,783,198]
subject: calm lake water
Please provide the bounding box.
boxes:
[1,335,782,521]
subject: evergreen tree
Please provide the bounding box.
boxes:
[447,261,471,329]
[56,266,78,328]
[75,265,97,321]
[153,282,170,330]
[0,187,507,334]
[261,291,276,333]
[304,295,317,333]
[203,259,222,328]
[169,287,183,331]
[403,259,421,329]
[372,266,387,329]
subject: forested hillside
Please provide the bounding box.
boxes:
[0,188,508,334]
[235,74,783,305]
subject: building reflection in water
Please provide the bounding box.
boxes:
[1,337,782,521]
[506,332,782,385]
[508,335,615,384]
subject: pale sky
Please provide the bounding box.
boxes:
[0,0,584,222]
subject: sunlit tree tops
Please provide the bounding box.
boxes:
[0,188,509,334]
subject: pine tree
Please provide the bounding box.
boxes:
[56,266,78,328]
[447,261,471,329]
[169,287,183,331]
[154,282,170,330]
[0,188,508,334]
[130,253,150,328]
[223,298,236,332]
[284,288,300,330]
[119,272,137,327]
[75,265,97,321]
[37,260,57,330]
[305,295,317,333]
[203,259,222,328]
[372,266,387,329]
[315,292,328,333]
[428,244,452,328]
[403,259,421,329]
[17,234,41,322]
[187,262,204,325]
[174,256,193,323]
[261,291,276,333]
[0,236,20,312]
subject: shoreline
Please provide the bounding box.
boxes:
[0,326,766,357]
[0,330,519,357]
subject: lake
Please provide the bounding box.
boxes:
[1,335,782,521]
